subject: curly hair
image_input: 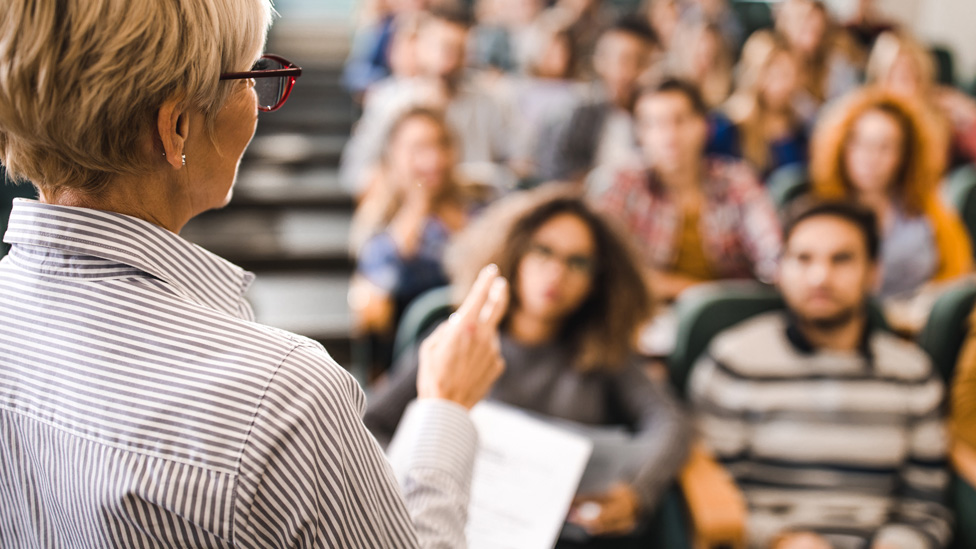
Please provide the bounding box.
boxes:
[445,185,653,372]
[809,87,945,217]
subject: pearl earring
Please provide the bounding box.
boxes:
[182,154,186,167]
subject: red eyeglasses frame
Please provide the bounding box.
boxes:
[219,54,302,112]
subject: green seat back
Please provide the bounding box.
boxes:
[731,0,774,42]
[391,285,455,366]
[668,281,890,395]
[941,164,976,259]
[765,162,809,211]
[953,475,976,549]
[931,46,956,86]
[917,282,976,383]
[667,281,784,395]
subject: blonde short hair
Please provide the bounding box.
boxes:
[0,0,273,194]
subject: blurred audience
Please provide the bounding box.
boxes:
[809,88,972,300]
[340,6,521,195]
[539,0,618,78]
[349,107,490,371]
[536,17,658,183]
[842,0,897,51]
[724,30,808,179]
[866,29,976,167]
[469,0,546,72]
[498,21,585,179]
[679,0,744,54]
[668,19,734,109]
[334,2,976,542]
[690,200,951,549]
[342,0,431,98]
[776,0,860,113]
[365,186,690,547]
[598,79,781,304]
[642,0,680,52]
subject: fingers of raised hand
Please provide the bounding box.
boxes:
[453,264,500,328]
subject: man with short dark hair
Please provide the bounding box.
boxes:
[690,201,952,549]
[597,78,781,302]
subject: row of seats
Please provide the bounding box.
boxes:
[392,278,976,548]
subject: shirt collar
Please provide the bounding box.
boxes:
[3,199,255,317]
[783,308,875,361]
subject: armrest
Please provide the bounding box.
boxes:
[679,443,747,549]
[952,439,976,488]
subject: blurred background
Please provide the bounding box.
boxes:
[6,0,970,382]
[188,0,976,381]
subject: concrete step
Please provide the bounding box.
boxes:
[181,208,353,271]
[247,272,353,339]
[246,272,355,368]
[256,104,356,135]
[232,167,353,209]
[244,133,346,168]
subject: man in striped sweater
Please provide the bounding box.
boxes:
[690,201,951,549]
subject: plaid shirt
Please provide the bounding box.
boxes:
[598,157,781,282]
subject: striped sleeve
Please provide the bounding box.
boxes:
[387,399,478,549]
[873,375,953,549]
[234,343,423,548]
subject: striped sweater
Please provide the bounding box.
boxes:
[690,312,951,549]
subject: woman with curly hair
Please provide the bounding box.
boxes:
[866,29,976,166]
[365,185,690,548]
[809,88,972,298]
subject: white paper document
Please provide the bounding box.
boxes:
[466,401,593,549]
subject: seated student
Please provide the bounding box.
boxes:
[468,0,547,74]
[643,0,680,53]
[598,78,781,303]
[342,0,430,98]
[809,88,972,300]
[690,201,952,549]
[667,19,733,110]
[500,21,584,179]
[349,107,489,352]
[340,5,521,194]
[538,0,616,80]
[365,186,690,547]
[535,17,658,183]
[866,29,976,168]
[725,30,809,180]
[775,0,861,121]
[678,0,745,53]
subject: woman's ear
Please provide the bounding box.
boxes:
[157,98,188,170]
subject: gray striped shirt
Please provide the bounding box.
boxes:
[0,199,476,548]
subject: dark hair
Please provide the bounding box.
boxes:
[447,186,653,372]
[638,77,709,118]
[783,200,880,261]
[422,4,473,28]
[605,15,659,47]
